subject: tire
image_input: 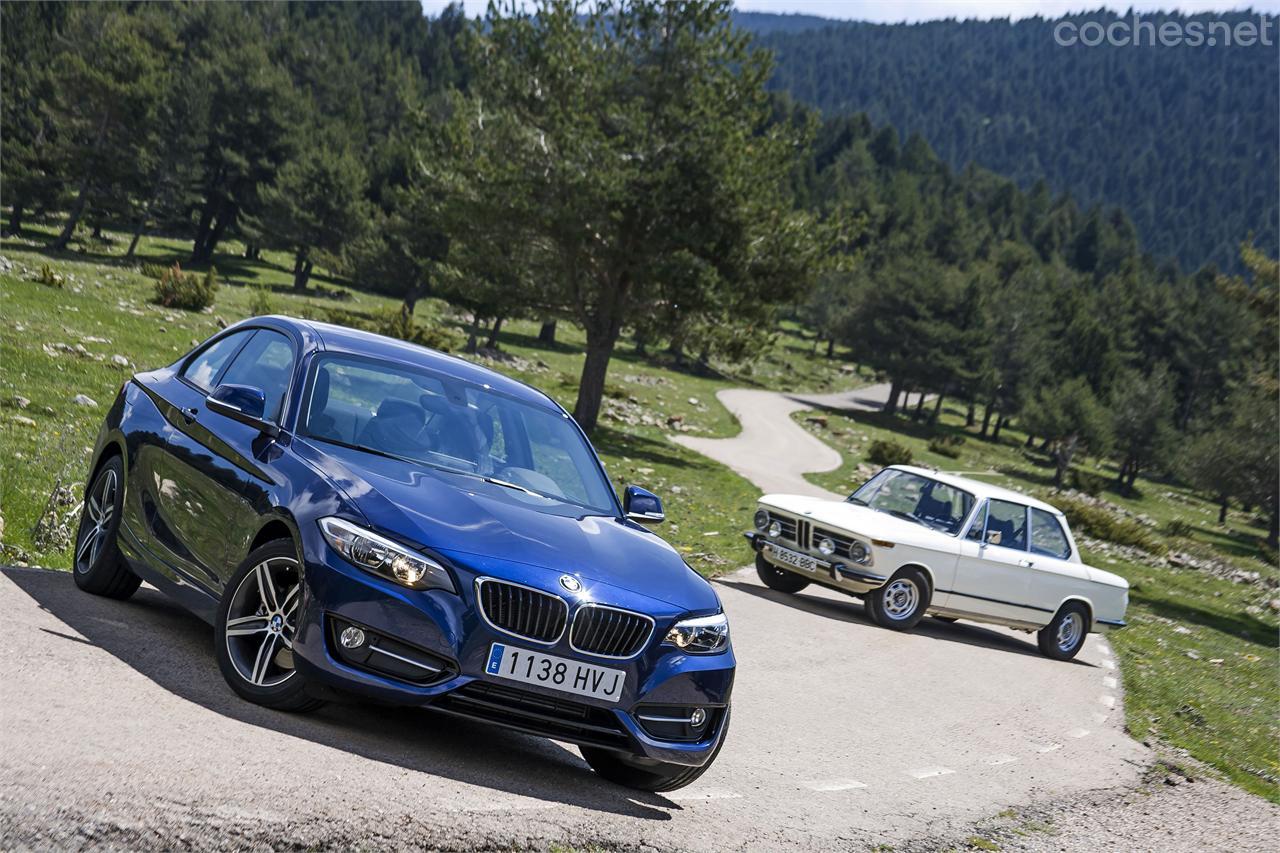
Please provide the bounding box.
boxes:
[932,615,959,624]
[866,567,931,630]
[72,456,141,599]
[581,707,731,792]
[1037,602,1090,661]
[755,552,809,593]
[214,540,324,712]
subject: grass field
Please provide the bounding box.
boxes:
[1,219,1275,803]
[795,406,1279,802]
[0,221,865,573]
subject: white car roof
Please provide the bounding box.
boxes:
[887,465,1066,516]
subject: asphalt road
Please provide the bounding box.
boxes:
[0,383,1149,850]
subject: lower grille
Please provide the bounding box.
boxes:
[813,526,854,559]
[477,579,568,643]
[434,682,631,749]
[570,605,654,658]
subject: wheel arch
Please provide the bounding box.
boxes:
[247,514,305,568]
[86,438,127,488]
[1054,595,1094,628]
[890,561,936,597]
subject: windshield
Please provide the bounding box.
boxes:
[300,354,617,514]
[849,468,975,535]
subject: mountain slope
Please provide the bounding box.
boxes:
[741,11,1278,272]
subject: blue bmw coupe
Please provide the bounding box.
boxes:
[72,316,734,790]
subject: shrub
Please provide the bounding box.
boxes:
[153,263,217,311]
[867,438,913,467]
[325,306,462,353]
[1056,496,1167,555]
[36,263,64,288]
[140,262,168,280]
[247,284,274,317]
[927,434,965,459]
[1068,467,1108,496]
[1164,518,1195,539]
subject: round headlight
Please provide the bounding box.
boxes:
[817,537,835,556]
[753,509,770,530]
[767,520,782,538]
[849,540,869,564]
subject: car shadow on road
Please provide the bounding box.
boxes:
[716,576,1096,666]
[4,567,678,821]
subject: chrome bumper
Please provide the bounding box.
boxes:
[745,532,886,590]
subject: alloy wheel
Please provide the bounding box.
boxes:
[224,557,302,688]
[1056,610,1084,653]
[882,578,919,620]
[76,469,117,574]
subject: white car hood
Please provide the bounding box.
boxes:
[759,494,947,546]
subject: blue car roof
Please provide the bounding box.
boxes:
[252,315,563,413]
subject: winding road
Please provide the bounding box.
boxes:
[0,384,1149,851]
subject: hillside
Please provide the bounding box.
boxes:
[740,10,1279,273]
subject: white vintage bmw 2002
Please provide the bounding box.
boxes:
[745,465,1128,660]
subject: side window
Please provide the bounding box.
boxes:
[181,331,253,391]
[218,330,296,421]
[1031,509,1072,559]
[965,501,988,542]
[985,499,1028,550]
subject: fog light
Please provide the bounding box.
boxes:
[817,537,835,556]
[340,626,366,649]
[690,707,707,727]
[767,520,782,538]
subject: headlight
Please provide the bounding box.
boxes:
[753,509,770,530]
[664,612,730,654]
[849,540,871,565]
[767,520,782,538]
[318,517,456,593]
[817,537,835,556]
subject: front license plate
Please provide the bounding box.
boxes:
[485,643,625,703]
[770,544,818,572]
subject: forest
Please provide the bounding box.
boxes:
[1,0,1276,543]
[739,10,1279,274]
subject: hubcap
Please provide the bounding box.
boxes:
[224,557,302,688]
[1056,611,1084,652]
[882,578,919,620]
[75,469,117,574]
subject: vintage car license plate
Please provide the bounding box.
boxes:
[770,544,819,572]
[485,643,625,702]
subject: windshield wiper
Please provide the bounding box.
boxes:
[310,436,485,480]
[484,476,548,499]
[847,496,868,506]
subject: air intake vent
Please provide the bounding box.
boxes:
[570,605,654,658]
[478,579,568,644]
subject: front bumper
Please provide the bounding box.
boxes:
[290,524,735,766]
[745,531,886,591]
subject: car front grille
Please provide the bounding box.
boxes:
[765,512,808,548]
[434,681,632,750]
[813,526,854,559]
[477,579,568,643]
[570,605,654,658]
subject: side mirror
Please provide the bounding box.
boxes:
[985,529,1002,546]
[623,485,664,525]
[207,383,277,436]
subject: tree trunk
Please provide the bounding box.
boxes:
[1217,496,1228,525]
[1125,463,1139,494]
[914,390,927,419]
[52,177,92,250]
[826,338,835,359]
[193,200,233,263]
[465,317,484,354]
[965,401,976,427]
[1024,433,1035,448]
[884,379,903,415]
[485,316,505,350]
[244,242,257,259]
[980,403,994,437]
[6,194,24,235]
[1268,507,1278,549]
[191,198,217,262]
[292,251,312,291]
[1039,437,1052,453]
[91,222,102,240]
[931,391,945,423]
[992,414,1006,440]
[573,320,622,433]
[538,320,557,345]
[125,219,146,259]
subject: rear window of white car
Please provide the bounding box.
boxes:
[1030,508,1071,559]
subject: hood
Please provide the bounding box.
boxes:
[759,493,949,544]
[298,439,718,612]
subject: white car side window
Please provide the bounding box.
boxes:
[1031,508,1072,559]
[985,499,1028,550]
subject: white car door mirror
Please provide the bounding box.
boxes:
[985,529,1002,546]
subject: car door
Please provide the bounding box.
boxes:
[948,498,1043,626]
[158,328,298,592]
[1022,508,1091,613]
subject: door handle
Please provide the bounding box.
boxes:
[180,406,199,423]
[1018,559,1035,568]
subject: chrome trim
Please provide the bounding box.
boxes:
[569,603,655,660]
[636,712,696,724]
[474,577,569,646]
[368,644,443,674]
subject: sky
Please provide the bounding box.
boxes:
[420,1,1280,23]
